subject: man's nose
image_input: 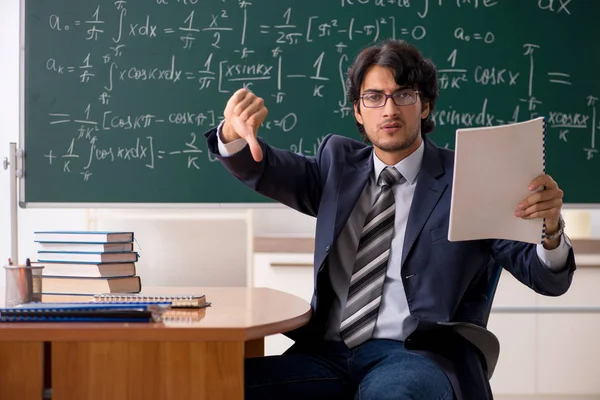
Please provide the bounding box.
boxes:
[382,96,400,117]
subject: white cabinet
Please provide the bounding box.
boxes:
[534,268,600,394]
[489,271,537,395]
[94,209,250,287]
[252,252,314,356]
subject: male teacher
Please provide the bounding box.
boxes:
[204,39,576,400]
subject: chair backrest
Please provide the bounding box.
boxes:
[483,260,503,326]
[441,257,503,379]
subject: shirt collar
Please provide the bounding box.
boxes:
[373,138,424,186]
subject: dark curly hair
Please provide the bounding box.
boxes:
[346,39,439,142]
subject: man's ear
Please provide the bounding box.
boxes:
[354,103,364,125]
[421,100,430,119]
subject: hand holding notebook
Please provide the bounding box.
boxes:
[448,117,563,244]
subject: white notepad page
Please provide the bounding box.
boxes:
[448,117,546,244]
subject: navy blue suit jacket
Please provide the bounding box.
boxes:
[205,128,576,400]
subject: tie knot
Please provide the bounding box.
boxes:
[378,166,402,188]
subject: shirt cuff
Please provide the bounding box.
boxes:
[216,119,248,156]
[536,233,572,271]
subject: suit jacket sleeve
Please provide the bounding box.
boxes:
[204,126,330,217]
[490,239,576,296]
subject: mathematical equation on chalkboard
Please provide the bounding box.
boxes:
[32,0,597,183]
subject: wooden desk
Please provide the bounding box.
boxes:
[0,287,311,400]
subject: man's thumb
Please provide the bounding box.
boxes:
[245,134,263,162]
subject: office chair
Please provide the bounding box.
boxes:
[438,259,503,379]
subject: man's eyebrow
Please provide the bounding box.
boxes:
[362,88,385,94]
[362,86,410,93]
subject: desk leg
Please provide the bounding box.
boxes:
[0,342,43,400]
[52,341,244,400]
[245,338,264,358]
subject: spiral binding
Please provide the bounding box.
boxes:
[541,116,548,244]
[94,293,204,308]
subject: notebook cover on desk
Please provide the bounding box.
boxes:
[0,303,156,322]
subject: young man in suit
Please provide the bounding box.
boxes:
[204,39,575,400]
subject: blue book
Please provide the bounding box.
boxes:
[0,303,160,322]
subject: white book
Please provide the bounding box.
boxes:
[34,231,133,243]
[36,242,133,253]
[40,276,141,295]
[37,251,138,264]
[31,262,136,278]
[448,117,546,244]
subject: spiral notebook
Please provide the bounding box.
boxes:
[93,293,208,309]
[448,117,547,244]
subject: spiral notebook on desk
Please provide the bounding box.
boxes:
[93,293,208,309]
[448,117,547,244]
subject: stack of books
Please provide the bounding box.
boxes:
[32,231,141,302]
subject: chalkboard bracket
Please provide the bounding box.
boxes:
[3,142,19,262]
[15,147,25,210]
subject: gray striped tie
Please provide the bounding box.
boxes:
[340,166,403,348]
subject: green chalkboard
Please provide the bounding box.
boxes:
[22,0,600,205]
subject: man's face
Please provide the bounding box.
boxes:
[353,65,430,163]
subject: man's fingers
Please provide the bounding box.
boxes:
[528,174,557,191]
[247,106,268,127]
[224,88,250,118]
[233,93,257,120]
[245,134,263,162]
[518,188,563,210]
[521,207,560,219]
[240,98,265,122]
[515,174,564,222]
[524,198,562,215]
[515,197,562,218]
[232,88,250,100]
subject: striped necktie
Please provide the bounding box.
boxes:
[340,166,403,348]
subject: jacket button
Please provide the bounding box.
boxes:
[325,245,331,253]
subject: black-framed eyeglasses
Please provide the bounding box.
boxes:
[359,89,421,108]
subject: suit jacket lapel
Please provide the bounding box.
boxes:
[402,138,448,266]
[332,148,373,242]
